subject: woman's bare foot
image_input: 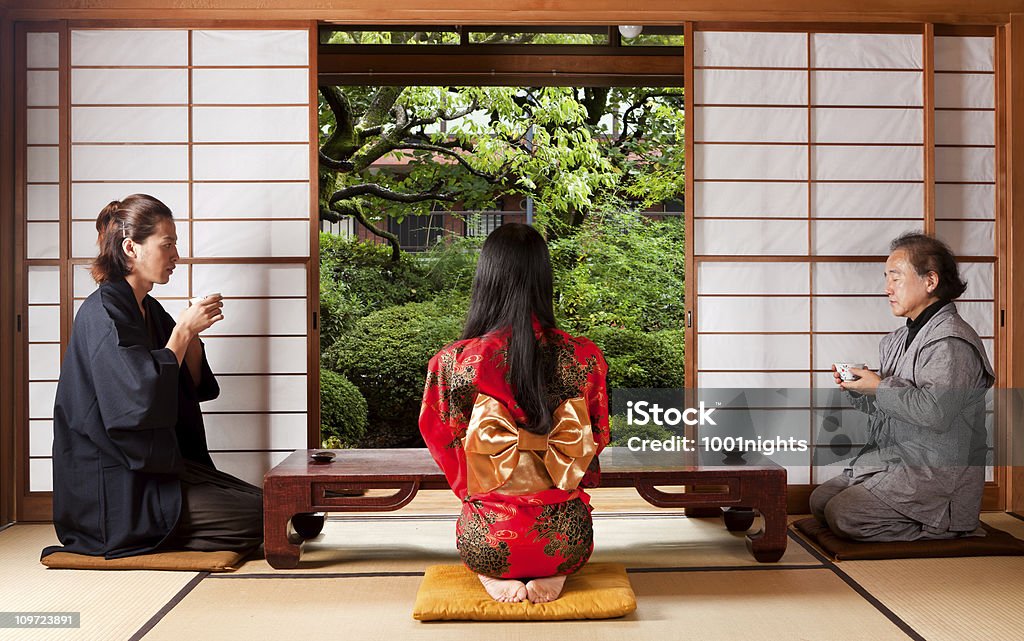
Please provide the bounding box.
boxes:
[478,574,528,603]
[525,575,567,603]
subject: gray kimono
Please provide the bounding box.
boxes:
[847,302,994,532]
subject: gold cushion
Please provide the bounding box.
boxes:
[41,549,247,572]
[412,562,636,621]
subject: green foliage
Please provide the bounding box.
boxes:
[608,414,676,448]
[587,326,686,390]
[319,369,369,448]
[323,299,465,447]
[550,208,686,334]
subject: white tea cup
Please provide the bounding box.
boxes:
[189,292,222,306]
[833,362,867,382]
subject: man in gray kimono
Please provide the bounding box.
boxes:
[810,233,994,541]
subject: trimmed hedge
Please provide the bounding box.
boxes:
[324,298,465,447]
[319,369,369,448]
[586,325,685,390]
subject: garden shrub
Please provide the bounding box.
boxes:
[319,368,369,447]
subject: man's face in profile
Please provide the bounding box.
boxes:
[884,248,937,320]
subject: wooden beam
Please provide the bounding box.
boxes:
[318,51,684,86]
[1007,14,1024,514]
[0,10,13,527]
[5,0,1023,24]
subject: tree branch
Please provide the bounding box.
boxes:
[329,183,457,204]
[321,201,402,262]
[395,142,501,181]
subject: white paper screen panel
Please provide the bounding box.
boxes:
[936,220,995,257]
[27,147,58,182]
[695,32,807,68]
[71,30,188,66]
[813,297,904,332]
[27,71,58,106]
[812,183,923,218]
[192,263,307,297]
[698,297,809,332]
[27,109,58,145]
[192,144,310,181]
[192,30,308,67]
[812,71,922,106]
[811,34,922,69]
[204,414,308,451]
[71,68,189,105]
[203,337,307,374]
[71,145,189,181]
[812,108,922,144]
[697,262,809,294]
[71,107,189,143]
[813,262,886,294]
[813,334,884,371]
[192,68,309,105]
[192,220,309,258]
[698,334,810,371]
[694,69,807,105]
[30,421,55,457]
[934,110,995,146]
[695,144,808,180]
[934,74,994,108]
[192,106,308,143]
[936,183,995,220]
[695,219,808,255]
[27,32,59,67]
[27,185,59,220]
[192,182,309,219]
[693,107,806,143]
[695,182,807,218]
[204,376,308,413]
[813,146,923,181]
[934,37,995,71]
[812,220,923,256]
[203,299,308,336]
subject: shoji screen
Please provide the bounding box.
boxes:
[933,34,998,481]
[22,30,61,493]
[693,30,930,486]
[20,27,314,499]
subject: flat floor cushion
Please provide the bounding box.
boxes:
[41,549,247,572]
[413,562,636,621]
[793,517,1024,561]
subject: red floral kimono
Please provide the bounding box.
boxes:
[419,324,609,579]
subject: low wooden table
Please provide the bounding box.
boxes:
[263,447,788,569]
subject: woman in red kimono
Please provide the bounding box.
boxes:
[419,223,609,604]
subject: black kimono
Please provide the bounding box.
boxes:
[44,278,260,559]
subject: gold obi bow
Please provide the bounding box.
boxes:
[463,394,596,496]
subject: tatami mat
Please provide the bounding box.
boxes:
[825,513,1024,641]
[233,513,819,574]
[142,569,910,641]
[4,513,1022,641]
[0,524,199,641]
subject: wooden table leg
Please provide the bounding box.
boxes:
[264,480,306,569]
[745,481,787,563]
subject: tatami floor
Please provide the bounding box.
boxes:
[2,489,1023,641]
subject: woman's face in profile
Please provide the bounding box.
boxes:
[126,218,179,286]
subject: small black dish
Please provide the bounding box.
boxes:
[310,450,336,463]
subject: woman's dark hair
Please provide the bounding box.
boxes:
[890,232,968,301]
[91,194,174,283]
[462,223,557,435]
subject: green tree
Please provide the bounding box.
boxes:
[318,83,685,257]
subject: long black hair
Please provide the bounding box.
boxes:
[461,223,557,435]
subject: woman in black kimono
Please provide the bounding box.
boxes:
[43,194,263,559]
